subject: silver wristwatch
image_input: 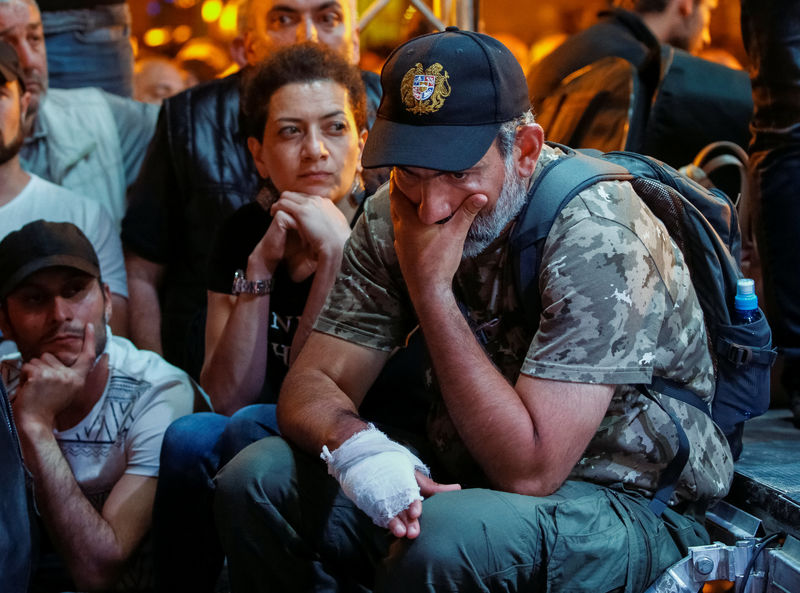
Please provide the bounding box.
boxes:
[232,269,272,296]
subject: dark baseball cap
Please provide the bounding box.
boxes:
[0,41,25,92]
[362,27,530,172]
[0,221,100,299]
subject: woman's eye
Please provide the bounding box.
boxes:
[279,126,300,138]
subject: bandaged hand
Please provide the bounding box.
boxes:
[321,424,430,528]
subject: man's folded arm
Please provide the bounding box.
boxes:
[277,330,391,458]
[413,286,614,496]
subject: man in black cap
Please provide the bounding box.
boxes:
[215,29,731,592]
[0,40,128,343]
[0,220,202,591]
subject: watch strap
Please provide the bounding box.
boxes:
[232,269,273,296]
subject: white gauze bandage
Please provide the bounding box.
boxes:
[321,424,430,528]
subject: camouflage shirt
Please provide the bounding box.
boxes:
[316,144,733,505]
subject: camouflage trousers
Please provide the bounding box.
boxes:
[215,436,708,593]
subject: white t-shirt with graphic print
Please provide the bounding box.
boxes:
[1,330,199,506]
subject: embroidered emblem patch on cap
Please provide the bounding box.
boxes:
[400,63,451,115]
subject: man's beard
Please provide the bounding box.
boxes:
[462,156,529,258]
[0,124,25,166]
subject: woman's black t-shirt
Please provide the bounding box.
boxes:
[207,202,313,402]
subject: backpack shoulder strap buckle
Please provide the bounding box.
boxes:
[723,343,753,367]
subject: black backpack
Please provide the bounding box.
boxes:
[509,144,777,513]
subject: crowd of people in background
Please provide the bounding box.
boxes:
[0,0,797,591]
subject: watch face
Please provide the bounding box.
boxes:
[232,270,247,295]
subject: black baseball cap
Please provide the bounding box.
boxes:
[362,27,530,172]
[0,221,100,299]
[0,41,25,92]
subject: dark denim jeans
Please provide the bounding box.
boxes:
[0,379,32,593]
[742,0,800,394]
[42,4,134,97]
[152,404,280,593]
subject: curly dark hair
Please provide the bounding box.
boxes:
[240,42,367,141]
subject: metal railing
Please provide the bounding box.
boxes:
[359,0,476,32]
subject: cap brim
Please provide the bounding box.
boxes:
[0,255,100,299]
[362,116,502,171]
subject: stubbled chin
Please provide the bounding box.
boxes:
[42,349,81,367]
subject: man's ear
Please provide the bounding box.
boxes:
[356,128,367,173]
[229,35,248,67]
[19,89,31,120]
[514,124,545,178]
[247,136,271,179]
[675,0,693,17]
[102,283,112,324]
[242,31,260,66]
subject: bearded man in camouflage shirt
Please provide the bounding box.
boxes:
[214,29,734,593]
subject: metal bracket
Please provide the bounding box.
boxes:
[646,536,800,593]
[706,499,764,544]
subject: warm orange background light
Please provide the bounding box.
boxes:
[201,0,222,23]
[143,27,171,47]
[703,580,735,593]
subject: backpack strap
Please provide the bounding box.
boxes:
[638,384,692,516]
[511,146,708,517]
[510,145,631,329]
[643,377,712,515]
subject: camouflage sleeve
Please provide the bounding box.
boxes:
[314,185,418,351]
[521,180,677,384]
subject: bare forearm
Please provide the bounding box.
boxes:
[109,295,129,338]
[278,334,388,455]
[201,294,270,415]
[126,280,162,353]
[278,365,368,455]
[412,289,546,492]
[289,250,342,366]
[124,253,164,353]
[17,422,130,590]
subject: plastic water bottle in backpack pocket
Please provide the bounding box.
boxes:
[713,279,777,459]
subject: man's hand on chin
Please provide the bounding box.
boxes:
[389,178,487,301]
[15,323,105,429]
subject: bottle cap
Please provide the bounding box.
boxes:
[734,278,758,312]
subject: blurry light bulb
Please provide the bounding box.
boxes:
[173,24,192,44]
[219,2,238,34]
[143,27,171,46]
[201,0,222,22]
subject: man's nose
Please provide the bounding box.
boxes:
[50,296,72,322]
[297,16,319,43]
[416,181,453,226]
